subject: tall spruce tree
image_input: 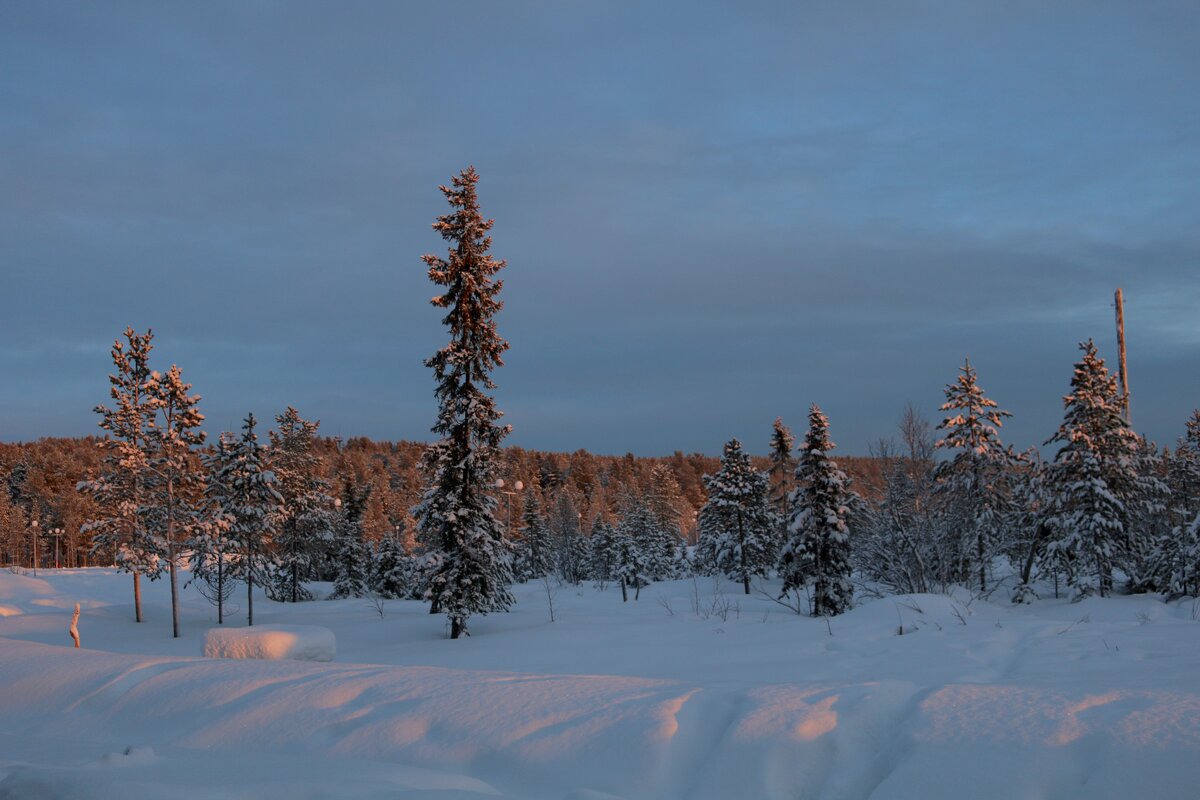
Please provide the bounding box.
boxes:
[1044,340,1155,598]
[780,405,855,616]
[269,407,334,603]
[412,166,514,639]
[226,413,282,625]
[696,438,776,594]
[143,365,205,638]
[933,359,1015,592]
[79,328,161,623]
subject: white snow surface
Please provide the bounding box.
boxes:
[202,624,336,662]
[1,568,1199,799]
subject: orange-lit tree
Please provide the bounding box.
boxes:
[413,167,514,639]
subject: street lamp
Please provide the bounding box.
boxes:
[29,520,38,575]
[50,527,64,569]
[494,478,523,537]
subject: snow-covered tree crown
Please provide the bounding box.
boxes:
[935,358,1010,456]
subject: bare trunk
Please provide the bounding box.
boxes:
[620,578,627,603]
[977,530,986,594]
[134,572,143,623]
[247,545,254,626]
[737,508,750,595]
[1020,523,1045,586]
[450,617,464,639]
[168,480,180,638]
[217,557,224,625]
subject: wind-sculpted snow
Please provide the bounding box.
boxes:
[1,570,1199,798]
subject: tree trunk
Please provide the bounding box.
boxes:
[620,578,627,603]
[168,481,180,639]
[1020,524,1044,586]
[217,557,224,625]
[977,528,986,594]
[134,572,142,623]
[737,508,750,594]
[450,616,463,639]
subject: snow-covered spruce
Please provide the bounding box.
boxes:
[514,488,553,582]
[224,413,283,626]
[613,496,652,601]
[412,166,514,639]
[189,434,238,623]
[696,438,776,594]
[779,405,856,616]
[1042,340,1165,599]
[329,481,371,600]
[268,407,334,603]
[932,358,1018,593]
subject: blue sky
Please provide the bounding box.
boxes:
[2,2,1198,455]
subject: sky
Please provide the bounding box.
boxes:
[2,1,1198,457]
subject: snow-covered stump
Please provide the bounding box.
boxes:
[202,625,335,662]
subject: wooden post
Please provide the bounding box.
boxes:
[1114,288,1130,423]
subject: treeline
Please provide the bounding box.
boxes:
[0,388,880,578]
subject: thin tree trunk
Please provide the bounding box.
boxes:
[247,542,254,626]
[134,572,142,623]
[168,480,180,639]
[977,528,986,593]
[450,616,463,639]
[1020,524,1044,586]
[737,508,750,595]
[217,556,224,625]
[620,578,627,602]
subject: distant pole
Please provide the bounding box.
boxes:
[1114,288,1130,423]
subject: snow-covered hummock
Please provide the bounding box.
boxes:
[202,624,335,662]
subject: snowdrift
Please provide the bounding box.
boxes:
[3,570,1200,799]
[202,625,335,662]
[2,637,1199,799]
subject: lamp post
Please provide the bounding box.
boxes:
[494,478,523,538]
[50,527,64,569]
[29,520,38,575]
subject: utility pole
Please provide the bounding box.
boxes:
[1114,288,1130,424]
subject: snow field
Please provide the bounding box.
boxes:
[1,569,1199,799]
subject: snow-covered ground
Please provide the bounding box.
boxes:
[1,569,1198,799]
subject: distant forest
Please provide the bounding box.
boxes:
[0,434,884,569]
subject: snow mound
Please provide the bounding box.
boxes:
[202,625,335,662]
